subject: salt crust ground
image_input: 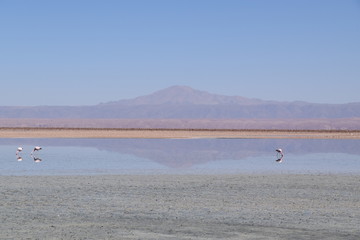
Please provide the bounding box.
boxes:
[1,174,360,239]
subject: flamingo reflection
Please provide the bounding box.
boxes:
[33,156,42,163]
[276,156,284,163]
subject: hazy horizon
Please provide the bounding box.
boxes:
[1,85,360,107]
[1,1,359,106]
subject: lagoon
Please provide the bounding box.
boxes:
[0,138,359,176]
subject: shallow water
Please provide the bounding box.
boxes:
[0,138,359,175]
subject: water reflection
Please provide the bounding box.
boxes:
[276,155,284,163]
[0,138,359,175]
[32,156,42,163]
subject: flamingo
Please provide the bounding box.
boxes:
[275,148,284,162]
[276,148,283,154]
[16,147,23,155]
[31,146,42,155]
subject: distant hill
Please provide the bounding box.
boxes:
[0,85,359,119]
[104,86,266,105]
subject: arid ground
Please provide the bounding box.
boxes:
[0,127,360,139]
[1,174,360,239]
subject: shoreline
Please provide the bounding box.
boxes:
[1,127,360,139]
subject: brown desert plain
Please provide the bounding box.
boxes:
[1,128,360,239]
[0,127,360,139]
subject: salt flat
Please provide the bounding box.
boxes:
[1,174,359,239]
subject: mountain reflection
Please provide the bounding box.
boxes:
[1,139,359,169]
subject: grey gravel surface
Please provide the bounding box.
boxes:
[1,174,360,239]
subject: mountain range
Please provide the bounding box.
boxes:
[1,85,359,119]
[0,86,359,129]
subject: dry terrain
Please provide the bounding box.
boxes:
[0,127,360,139]
[1,174,359,239]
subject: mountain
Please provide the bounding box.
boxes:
[0,86,359,120]
[104,86,265,105]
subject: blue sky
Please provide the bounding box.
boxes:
[1,0,359,106]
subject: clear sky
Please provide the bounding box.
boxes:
[1,0,359,106]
